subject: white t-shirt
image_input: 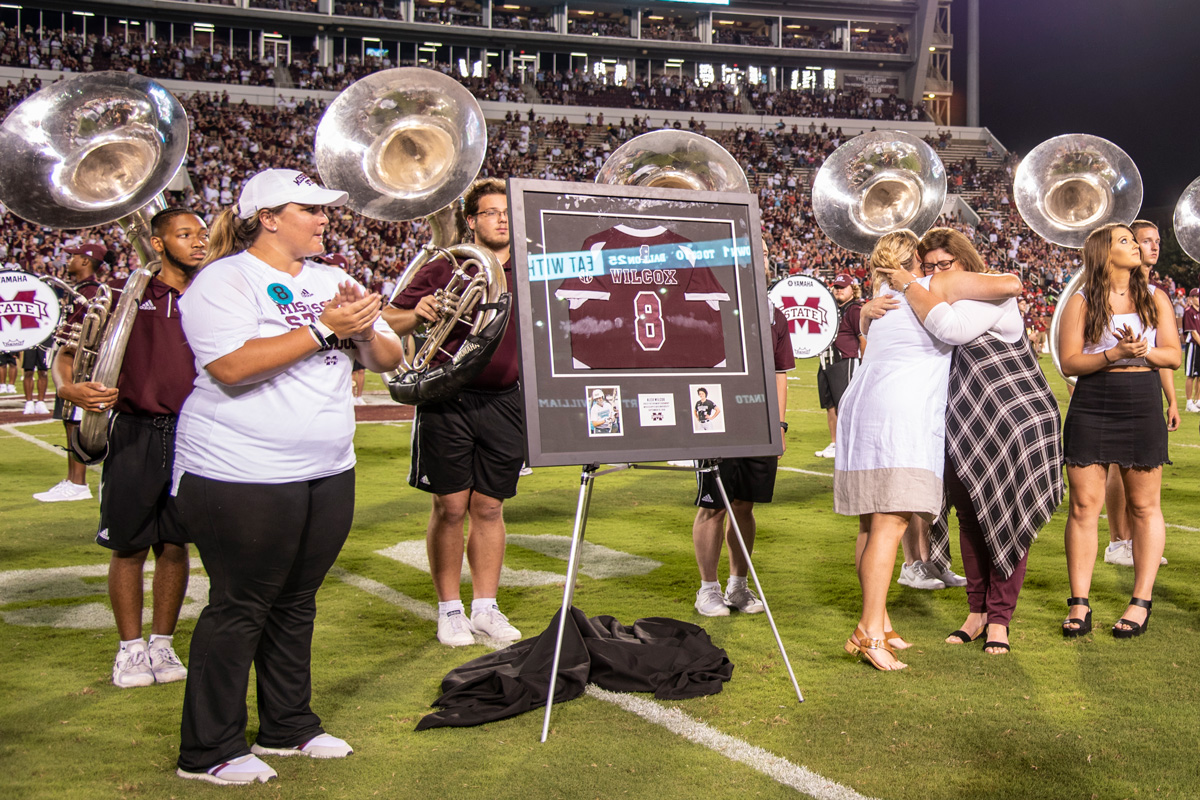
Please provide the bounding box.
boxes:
[174,251,388,484]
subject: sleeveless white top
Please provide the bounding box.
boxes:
[1078,285,1157,367]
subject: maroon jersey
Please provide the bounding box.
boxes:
[111,276,197,416]
[771,305,796,372]
[391,256,519,390]
[63,280,103,326]
[554,225,729,369]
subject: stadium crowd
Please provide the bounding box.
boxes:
[2,66,1194,351]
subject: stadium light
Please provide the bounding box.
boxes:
[929,46,936,51]
[502,4,521,8]
[424,41,443,47]
[0,4,23,9]
[647,16,663,21]
[263,33,283,39]
[570,52,588,57]
[577,9,594,14]
[72,10,94,16]
[362,37,381,42]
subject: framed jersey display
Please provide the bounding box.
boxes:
[509,178,783,467]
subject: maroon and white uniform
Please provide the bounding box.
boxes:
[555,225,729,369]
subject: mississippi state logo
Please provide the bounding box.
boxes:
[767,275,837,359]
[0,271,63,352]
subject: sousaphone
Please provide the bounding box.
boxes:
[1015,134,1142,384]
[596,129,750,193]
[0,72,189,462]
[314,67,507,405]
[812,130,947,254]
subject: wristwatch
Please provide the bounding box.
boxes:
[779,421,789,433]
[308,321,338,349]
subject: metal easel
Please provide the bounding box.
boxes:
[540,458,804,742]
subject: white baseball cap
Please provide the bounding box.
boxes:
[237,169,349,220]
[591,389,605,399]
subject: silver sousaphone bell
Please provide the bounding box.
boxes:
[314,67,507,405]
[1172,174,1200,263]
[596,129,751,193]
[1016,134,1143,384]
[0,71,189,462]
[812,130,947,255]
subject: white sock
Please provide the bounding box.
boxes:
[119,637,146,651]
[437,600,465,617]
[700,580,721,592]
[471,598,498,616]
[727,576,748,593]
[148,634,173,646]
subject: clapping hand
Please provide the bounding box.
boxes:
[321,281,384,342]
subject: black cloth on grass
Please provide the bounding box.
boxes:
[415,607,733,730]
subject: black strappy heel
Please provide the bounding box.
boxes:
[1062,597,1092,638]
[983,624,1010,654]
[1112,597,1152,639]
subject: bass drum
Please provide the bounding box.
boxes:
[0,271,64,353]
[767,274,838,359]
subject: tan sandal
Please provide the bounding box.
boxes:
[845,626,907,671]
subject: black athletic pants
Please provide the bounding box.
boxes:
[174,469,355,772]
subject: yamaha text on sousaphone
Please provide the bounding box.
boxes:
[0,72,189,461]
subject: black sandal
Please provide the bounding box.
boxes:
[1062,596,1092,638]
[1112,597,1152,639]
[983,624,1010,654]
[946,625,984,643]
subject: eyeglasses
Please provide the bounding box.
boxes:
[473,209,509,220]
[921,258,956,274]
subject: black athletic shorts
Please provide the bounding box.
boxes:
[694,456,778,509]
[96,414,187,552]
[409,385,525,499]
[22,346,49,372]
[1185,340,1200,379]
[816,358,857,410]
[0,351,16,367]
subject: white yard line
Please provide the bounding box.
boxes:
[780,466,834,478]
[329,565,867,799]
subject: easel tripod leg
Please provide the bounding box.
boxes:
[712,469,805,703]
[540,464,598,742]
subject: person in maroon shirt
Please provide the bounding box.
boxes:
[1184,289,1200,412]
[53,208,208,688]
[814,273,865,458]
[33,243,114,503]
[383,178,524,648]
[691,303,795,616]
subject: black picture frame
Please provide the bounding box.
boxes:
[508,178,782,467]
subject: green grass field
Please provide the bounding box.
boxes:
[1,367,1198,800]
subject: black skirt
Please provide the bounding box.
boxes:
[1063,370,1170,469]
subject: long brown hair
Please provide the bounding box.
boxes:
[868,229,919,293]
[918,227,987,273]
[202,206,279,266]
[1079,222,1157,345]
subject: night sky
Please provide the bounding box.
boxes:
[959,0,1200,220]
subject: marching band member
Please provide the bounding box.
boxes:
[172,170,402,785]
[35,242,113,503]
[384,177,525,648]
[52,210,207,687]
[1058,223,1179,640]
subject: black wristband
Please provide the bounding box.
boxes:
[779,420,789,432]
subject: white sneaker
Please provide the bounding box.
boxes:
[471,606,522,642]
[1104,540,1134,566]
[32,479,92,502]
[252,733,353,759]
[23,400,34,414]
[814,442,836,458]
[518,464,534,476]
[436,609,477,646]
[1187,400,1199,413]
[177,754,277,785]
[147,639,188,683]
[896,560,946,590]
[33,400,49,414]
[694,586,730,617]
[724,585,765,613]
[353,395,367,405]
[926,562,968,588]
[112,641,155,688]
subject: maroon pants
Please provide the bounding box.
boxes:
[945,460,1029,627]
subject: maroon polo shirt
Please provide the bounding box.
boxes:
[1184,306,1200,342]
[64,279,104,326]
[109,276,197,416]
[391,256,518,391]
